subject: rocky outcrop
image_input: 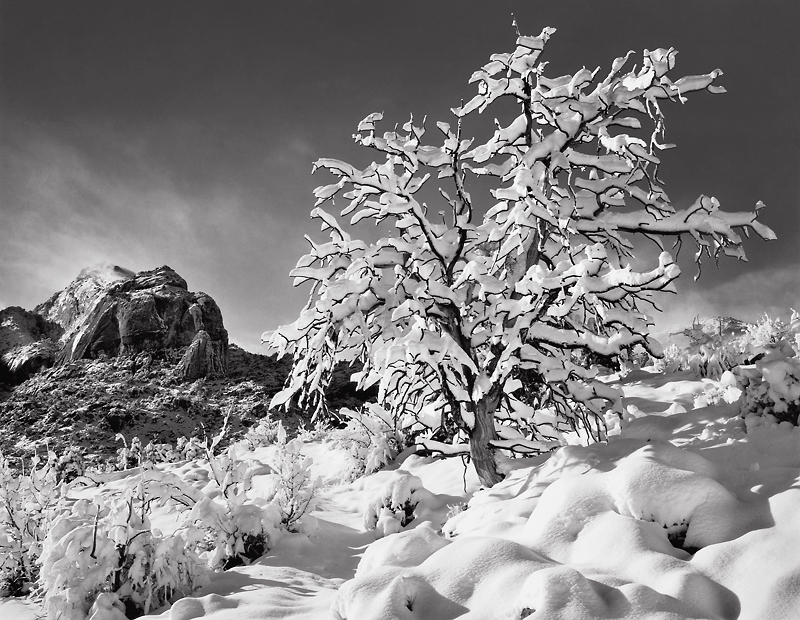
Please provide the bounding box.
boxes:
[50,266,228,375]
[0,265,373,463]
[35,264,135,343]
[176,330,228,381]
[0,306,62,384]
[2,264,228,384]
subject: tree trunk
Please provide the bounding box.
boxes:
[469,384,504,487]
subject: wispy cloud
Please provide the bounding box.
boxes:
[653,264,800,337]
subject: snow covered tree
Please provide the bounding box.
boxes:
[266,27,775,486]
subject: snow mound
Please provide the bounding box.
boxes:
[337,430,799,619]
[356,522,450,578]
[523,442,767,552]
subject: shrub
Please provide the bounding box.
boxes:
[242,415,281,450]
[263,423,318,532]
[736,341,800,425]
[0,451,71,597]
[183,441,281,570]
[326,406,398,481]
[38,482,207,620]
[364,472,425,538]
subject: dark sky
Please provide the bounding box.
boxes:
[1,0,798,350]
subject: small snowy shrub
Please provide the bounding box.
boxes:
[665,318,753,377]
[363,472,425,538]
[264,423,318,532]
[117,435,201,470]
[242,416,280,449]
[141,441,182,465]
[175,436,204,461]
[667,314,796,380]
[178,414,286,570]
[182,424,280,570]
[736,342,800,426]
[327,406,398,481]
[653,342,683,373]
[115,435,143,470]
[184,491,279,571]
[0,451,70,597]
[38,480,206,620]
[55,446,86,483]
[692,371,742,409]
[741,314,792,354]
[444,502,468,522]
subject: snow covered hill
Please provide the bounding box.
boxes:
[3,367,798,619]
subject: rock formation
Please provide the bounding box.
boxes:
[0,307,62,383]
[35,264,135,343]
[1,264,228,385]
[0,264,377,462]
[177,331,228,381]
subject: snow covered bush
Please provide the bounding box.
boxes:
[0,451,72,597]
[363,472,425,538]
[653,342,683,373]
[666,318,749,377]
[183,421,281,570]
[262,423,318,532]
[662,314,796,379]
[179,421,320,569]
[742,314,792,352]
[116,434,205,470]
[2,411,324,614]
[115,435,143,470]
[38,482,207,620]
[692,371,742,409]
[242,415,280,450]
[140,441,182,465]
[55,446,86,483]
[174,435,204,462]
[266,26,775,486]
[326,406,398,481]
[184,487,279,571]
[736,341,800,426]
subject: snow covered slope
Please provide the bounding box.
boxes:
[3,369,798,619]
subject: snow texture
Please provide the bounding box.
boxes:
[2,370,800,619]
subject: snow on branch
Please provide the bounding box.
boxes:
[266,27,774,486]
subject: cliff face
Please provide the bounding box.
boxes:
[0,307,62,384]
[35,264,135,344]
[1,265,228,385]
[53,266,228,374]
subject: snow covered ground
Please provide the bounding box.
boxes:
[3,368,799,619]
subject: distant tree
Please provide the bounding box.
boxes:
[266,27,775,486]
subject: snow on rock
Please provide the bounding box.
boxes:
[332,536,560,620]
[167,594,238,620]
